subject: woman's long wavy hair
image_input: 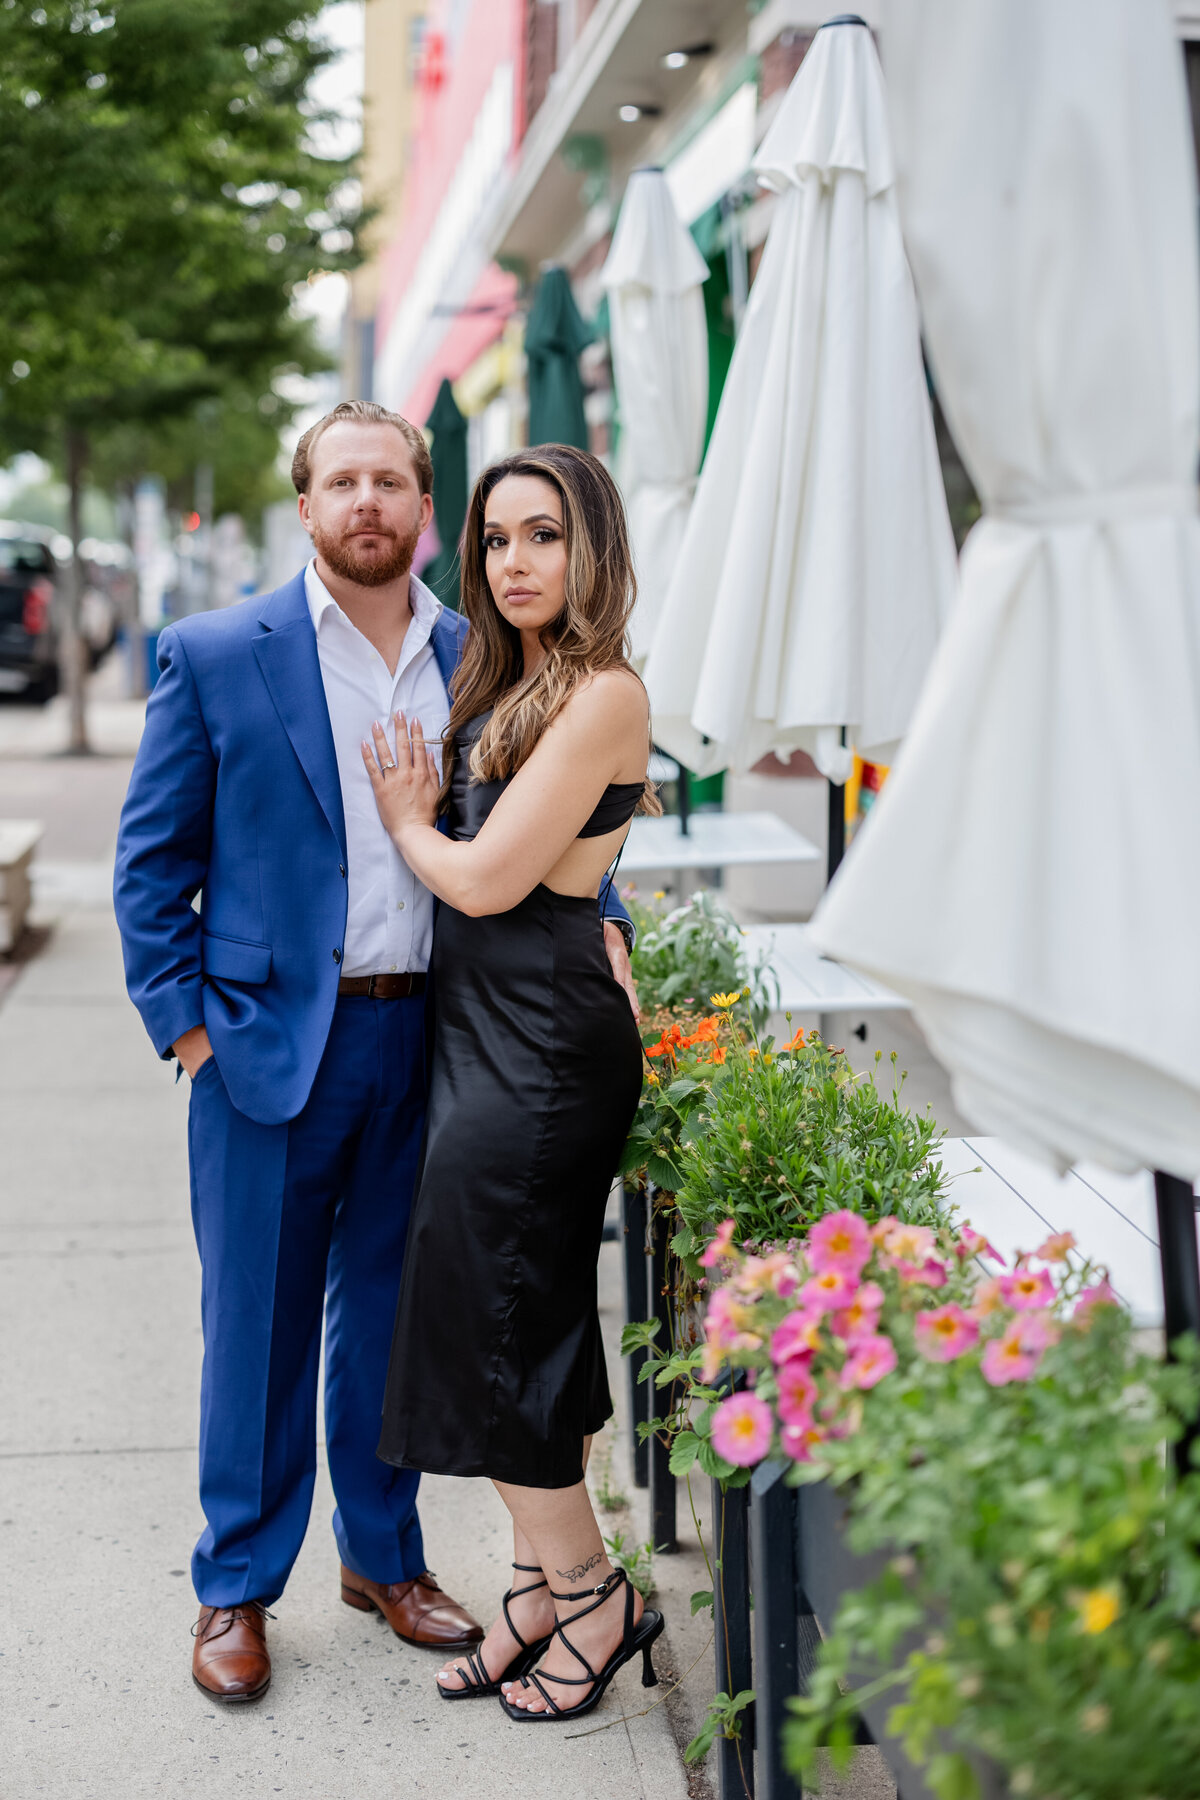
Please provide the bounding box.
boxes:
[442,443,661,817]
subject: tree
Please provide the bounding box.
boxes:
[0,1,361,749]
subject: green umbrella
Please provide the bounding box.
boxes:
[423,377,469,608]
[525,267,592,449]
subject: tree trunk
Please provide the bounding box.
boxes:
[63,426,90,755]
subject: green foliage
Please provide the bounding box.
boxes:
[627,888,775,1026]
[685,1687,755,1765]
[0,1,361,509]
[778,1306,1200,1800]
[671,1037,948,1278]
[603,1531,656,1600]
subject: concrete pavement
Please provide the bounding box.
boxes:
[0,671,697,1800]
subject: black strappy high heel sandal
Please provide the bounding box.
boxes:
[437,1563,553,1702]
[499,1566,664,1722]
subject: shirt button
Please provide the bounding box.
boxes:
[396,899,406,911]
[332,948,342,964]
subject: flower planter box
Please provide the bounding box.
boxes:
[709,1467,1010,1800]
[796,1479,1008,1800]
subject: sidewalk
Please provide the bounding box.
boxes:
[0,691,698,1799]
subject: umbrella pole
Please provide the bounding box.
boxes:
[678,766,691,838]
[826,778,845,883]
[1154,1170,1200,1475]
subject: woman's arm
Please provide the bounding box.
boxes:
[362,671,647,917]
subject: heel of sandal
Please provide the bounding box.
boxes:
[340,1584,375,1613]
[641,1642,658,1688]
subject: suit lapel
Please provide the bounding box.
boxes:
[253,572,348,858]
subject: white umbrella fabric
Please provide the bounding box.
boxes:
[600,169,709,665]
[812,0,1200,1179]
[643,19,956,781]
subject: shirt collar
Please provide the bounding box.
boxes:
[305,557,443,641]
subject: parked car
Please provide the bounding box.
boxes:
[0,523,59,704]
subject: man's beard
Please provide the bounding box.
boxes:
[312,517,422,588]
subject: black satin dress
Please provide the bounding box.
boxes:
[377,712,645,1489]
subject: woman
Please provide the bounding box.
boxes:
[361,444,664,1722]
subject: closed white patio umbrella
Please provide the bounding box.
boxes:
[600,169,709,665]
[643,17,956,781]
[812,0,1200,1191]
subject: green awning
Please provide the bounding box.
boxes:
[525,267,592,449]
[423,377,468,608]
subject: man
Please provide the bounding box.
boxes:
[113,401,637,1703]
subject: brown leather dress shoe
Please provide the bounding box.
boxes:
[192,1602,272,1704]
[340,1566,483,1649]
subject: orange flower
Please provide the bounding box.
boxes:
[693,1017,720,1043]
[782,1028,806,1051]
[645,1035,674,1059]
[707,1046,728,1065]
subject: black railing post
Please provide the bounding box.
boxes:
[750,1462,803,1799]
[649,1197,679,1551]
[1155,1170,1200,1475]
[622,1180,650,1489]
[713,1477,755,1799]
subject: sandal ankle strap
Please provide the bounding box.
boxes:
[548,1567,624,1605]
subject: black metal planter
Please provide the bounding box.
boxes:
[710,1472,1009,1800]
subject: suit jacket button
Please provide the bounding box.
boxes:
[339,863,347,878]
[332,948,342,964]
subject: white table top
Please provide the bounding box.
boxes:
[622,810,821,874]
[742,922,906,1015]
[938,1136,1192,1330]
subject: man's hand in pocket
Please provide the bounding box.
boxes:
[174,1024,214,1079]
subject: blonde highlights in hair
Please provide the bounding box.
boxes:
[444,444,660,817]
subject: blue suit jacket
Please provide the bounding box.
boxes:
[114,569,631,1126]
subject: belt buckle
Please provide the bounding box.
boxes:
[367,973,381,998]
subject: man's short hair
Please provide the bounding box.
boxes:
[291,400,434,498]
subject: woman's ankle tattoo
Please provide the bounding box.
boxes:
[555,1551,602,1583]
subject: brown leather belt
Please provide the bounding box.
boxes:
[337,972,428,999]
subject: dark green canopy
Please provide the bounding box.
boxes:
[423,377,468,608]
[525,267,592,449]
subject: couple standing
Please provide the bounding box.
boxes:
[114,402,663,1722]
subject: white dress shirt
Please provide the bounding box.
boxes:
[305,558,450,977]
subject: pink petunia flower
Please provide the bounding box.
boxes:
[808,1210,873,1278]
[981,1315,1055,1386]
[770,1310,823,1364]
[699,1219,737,1269]
[780,1419,825,1463]
[971,1276,1006,1318]
[801,1267,860,1314]
[869,1215,901,1245]
[776,1357,818,1425]
[704,1287,739,1349]
[1036,1230,1077,1263]
[955,1223,1004,1264]
[882,1222,936,1264]
[915,1303,980,1363]
[711,1392,774,1467]
[831,1281,885,1344]
[1075,1278,1120,1319]
[840,1334,898,1390]
[1000,1267,1056,1311]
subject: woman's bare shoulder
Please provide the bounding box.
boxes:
[560,665,649,732]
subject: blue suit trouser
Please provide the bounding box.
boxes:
[186,995,426,1607]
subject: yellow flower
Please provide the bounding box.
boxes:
[1077,1586,1121,1635]
[710,991,741,1009]
[653,890,666,900]
[645,1070,659,1086]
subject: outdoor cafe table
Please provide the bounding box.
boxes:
[741,921,908,1041]
[620,809,821,900]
